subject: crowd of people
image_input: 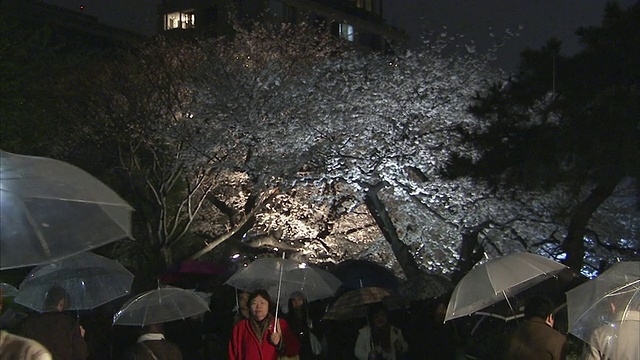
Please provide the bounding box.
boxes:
[0,283,638,360]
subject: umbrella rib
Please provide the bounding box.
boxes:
[14,194,133,208]
[571,279,640,328]
[15,196,52,258]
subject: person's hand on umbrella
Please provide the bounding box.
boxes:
[394,336,408,352]
[269,321,282,347]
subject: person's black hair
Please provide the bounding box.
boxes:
[248,289,273,312]
[288,291,307,310]
[524,296,555,319]
[289,291,306,301]
[367,302,389,323]
[44,286,70,310]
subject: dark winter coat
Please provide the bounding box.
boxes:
[504,317,567,360]
[20,312,88,360]
[123,339,183,360]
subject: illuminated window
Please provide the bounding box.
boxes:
[338,22,354,42]
[164,10,196,30]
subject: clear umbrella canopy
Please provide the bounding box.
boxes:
[113,286,210,327]
[14,252,134,312]
[566,261,640,360]
[0,150,133,270]
[225,257,341,303]
[445,252,568,322]
[0,282,18,298]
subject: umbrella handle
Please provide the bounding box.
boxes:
[502,291,518,322]
[274,253,285,332]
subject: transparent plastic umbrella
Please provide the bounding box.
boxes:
[566,261,640,360]
[225,257,342,303]
[0,282,19,298]
[14,252,134,312]
[266,266,343,304]
[113,286,210,327]
[0,150,133,270]
[445,252,568,322]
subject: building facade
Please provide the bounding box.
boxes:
[159,0,407,52]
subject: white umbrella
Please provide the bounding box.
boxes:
[14,252,134,312]
[445,252,568,322]
[0,150,133,270]
[225,257,341,303]
[566,261,639,360]
[113,286,210,326]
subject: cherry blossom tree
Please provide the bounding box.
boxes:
[58,18,635,285]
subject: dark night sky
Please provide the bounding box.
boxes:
[383,0,637,70]
[44,0,637,70]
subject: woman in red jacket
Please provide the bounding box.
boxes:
[229,289,300,360]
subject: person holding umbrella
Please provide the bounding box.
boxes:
[0,286,52,360]
[504,296,567,360]
[229,289,299,360]
[20,286,88,360]
[123,323,182,360]
[354,303,408,360]
[234,290,251,324]
[581,292,639,360]
[566,261,639,360]
[283,291,323,360]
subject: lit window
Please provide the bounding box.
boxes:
[339,22,354,42]
[164,10,196,30]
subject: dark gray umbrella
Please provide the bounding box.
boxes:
[399,273,453,301]
[323,287,406,320]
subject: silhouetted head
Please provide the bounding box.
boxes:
[289,291,307,311]
[524,296,555,319]
[368,302,389,329]
[238,290,250,319]
[44,286,70,312]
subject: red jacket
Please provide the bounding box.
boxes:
[229,317,299,360]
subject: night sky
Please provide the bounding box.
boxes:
[43,0,637,70]
[383,0,637,70]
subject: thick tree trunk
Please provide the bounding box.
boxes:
[364,182,422,281]
[450,221,493,285]
[562,177,621,272]
[188,188,278,260]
